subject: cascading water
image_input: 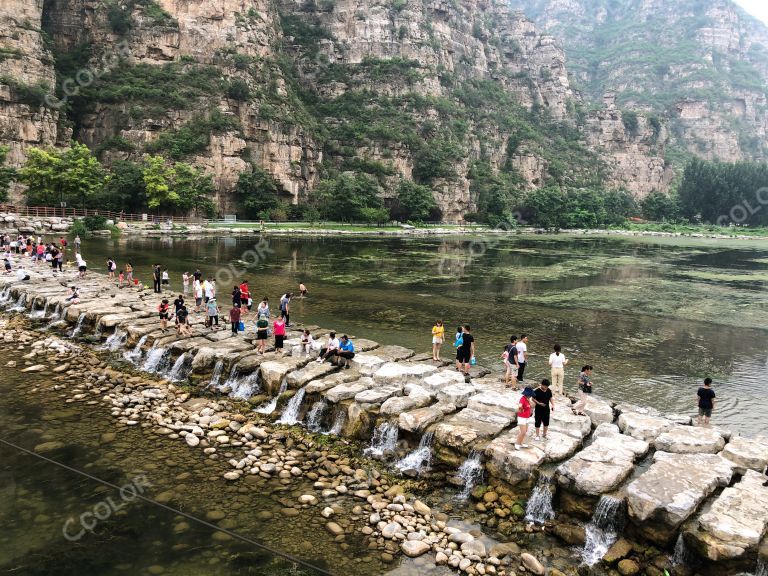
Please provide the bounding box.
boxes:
[276,387,306,425]
[394,431,434,476]
[208,360,225,390]
[70,313,86,338]
[0,286,11,306]
[142,345,169,373]
[123,335,148,363]
[230,372,261,400]
[29,299,49,319]
[456,451,484,500]
[755,558,768,576]
[306,400,328,432]
[328,410,346,435]
[47,304,64,327]
[166,353,190,381]
[93,321,104,339]
[524,474,556,524]
[254,379,288,415]
[582,495,625,566]
[363,421,399,458]
[9,293,26,312]
[103,330,128,351]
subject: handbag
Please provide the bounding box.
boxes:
[238,321,245,332]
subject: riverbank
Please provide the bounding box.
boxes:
[4,209,768,241]
[1,261,767,575]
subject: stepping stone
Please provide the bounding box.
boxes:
[286,361,337,388]
[355,385,403,406]
[548,409,592,439]
[422,370,468,393]
[399,406,444,433]
[626,451,734,545]
[437,383,477,408]
[653,425,726,454]
[373,362,437,384]
[684,469,768,561]
[434,408,511,453]
[617,411,673,442]
[581,395,614,426]
[305,370,360,394]
[260,357,311,395]
[350,354,387,376]
[467,390,520,418]
[375,345,415,361]
[720,435,768,474]
[325,378,375,403]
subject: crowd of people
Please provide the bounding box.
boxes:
[2,233,85,278]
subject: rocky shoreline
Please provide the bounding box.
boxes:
[1,266,768,575]
[2,211,768,241]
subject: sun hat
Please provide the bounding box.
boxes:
[522,387,535,397]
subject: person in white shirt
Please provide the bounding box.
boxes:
[76,253,87,278]
[16,265,29,281]
[548,344,569,395]
[516,334,529,383]
[300,329,314,355]
[317,331,340,363]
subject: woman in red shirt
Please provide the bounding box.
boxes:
[515,387,534,450]
[273,313,286,355]
[239,280,251,313]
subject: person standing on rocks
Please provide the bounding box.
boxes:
[453,326,464,371]
[533,379,554,442]
[280,292,292,326]
[697,377,716,425]
[125,262,133,286]
[55,248,64,272]
[203,277,215,303]
[257,297,270,318]
[193,279,203,313]
[502,335,518,389]
[548,344,568,395]
[229,303,241,336]
[240,280,251,314]
[206,297,220,330]
[431,320,445,361]
[161,268,170,290]
[158,299,172,332]
[515,387,534,450]
[516,334,529,384]
[256,314,269,354]
[273,312,287,355]
[76,252,87,278]
[152,264,162,294]
[107,258,116,280]
[456,325,475,376]
[231,284,242,308]
[182,271,190,294]
[74,234,81,253]
[572,365,593,415]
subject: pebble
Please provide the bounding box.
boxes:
[325,522,344,536]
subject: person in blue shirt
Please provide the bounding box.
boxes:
[336,335,355,369]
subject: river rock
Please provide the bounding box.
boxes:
[399,406,443,433]
[720,435,768,474]
[461,539,487,557]
[437,383,478,408]
[401,540,431,557]
[617,412,673,442]
[557,433,648,496]
[422,370,467,392]
[325,522,344,536]
[685,469,768,561]
[653,425,725,454]
[467,390,520,418]
[548,409,592,439]
[373,362,437,384]
[435,408,511,452]
[382,522,402,538]
[581,395,615,426]
[325,378,375,403]
[520,552,545,575]
[626,451,734,544]
[185,434,200,447]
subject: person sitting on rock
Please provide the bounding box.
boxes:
[15,265,29,281]
[65,286,80,304]
[335,335,355,369]
[316,331,340,363]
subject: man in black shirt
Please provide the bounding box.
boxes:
[457,325,475,376]
[152,263,162,293]
[697,377,716,425]
[533,379,554,441]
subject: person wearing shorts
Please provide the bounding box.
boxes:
[431,320,444,361]
[456,325,474,375]
[533,379,554,441]
[515,387,534,450]
[697,377,716,425]
[502,336,518,389]
[256,314,269,354]
[158,299,172,331]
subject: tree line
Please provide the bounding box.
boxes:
[3,146,767,228]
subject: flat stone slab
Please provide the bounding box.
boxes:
[355,384,403,406]
[485,430,581,485]
[685,469,768,561]
[437,383,477,408]
[260,357,310,395]
[375,345,415,361]
[399,405,444,433]
[581,395,614,426]
[350,354,386,376]
[548,409,592,439]
[373,362,437,384]
[305,370,361,394]
[720,435,768,474]
[434,408,511,452]
[467,390,519,418]
[380,393,431,416]
[286,362,337,388]
[626,451,734,545]
[325,378,375,403]
[617,411,673,442]
[653,425,726,454]
[557,432,649,496]
[422,370,468,393]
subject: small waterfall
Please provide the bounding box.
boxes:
[582,495,625,566]
[525,474,555,524]
[166,353,191,381]
[93,320,103,339]
[103,330,127,351]
[456,451,484,500]
[363,421,399,458]
[394,431,434,476]
[47,304,63,327]
[328,410,346,435]
[123,335,148,363]
[30,299,49,319]
[755,558,768,576]
[230,373,261,400]
[208,360,225,389]
[0,286,11,305]
[9,293,26,312]
[306,400,328,432]
[142,345,169,373]
[276,387,306,425]
[70,313,86,337]
[254,379,288,415]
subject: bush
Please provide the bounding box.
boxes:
[70,219,88,237]
[390,179,437,222]
[226,79,250,101]
[82,215,108,230]
[107,3,134,34]
[640,190,680,222]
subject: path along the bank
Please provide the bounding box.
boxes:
[1,257,768,575]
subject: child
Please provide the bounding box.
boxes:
[162,268,170,288]
[697,377,716,425]
[431,320,444,361]
[118,270,125,287]
[300,329,314,355]
[514,388,534,450]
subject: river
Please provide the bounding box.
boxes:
[78,232,768,437]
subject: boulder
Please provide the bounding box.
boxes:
[260,357,308,395]
[350,354,386,376]
[720,435,768,474]
[520,552,545,575]
[421,370,467,393]
[355,385,403,406]
[286,362,337,387]
[375,345,415,361]
[653,425,725,454]
[325,378,375,403]
[399,406,443,433]
[380,393,431,416]
[467,390,520,418]
[617,412,673,442]
[581,395,615,426]
[548,409,592,439]
[437,383,477,408]
[485,434,545,485]
[626,451,734,545]
[434,408,511,452]
[304,370,360,394]
[401,540,431,557]
[373,362,437,384]
[685,469,768,561]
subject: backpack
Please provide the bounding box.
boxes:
[454,333,463,348]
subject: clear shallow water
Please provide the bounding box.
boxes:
[79,233,768,436]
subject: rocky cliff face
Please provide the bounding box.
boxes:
[510,0,768,167]
[0,0,61,202]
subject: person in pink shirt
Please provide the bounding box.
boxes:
[273,313,287,355]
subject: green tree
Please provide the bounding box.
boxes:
[142,156,216,216]
[101,160,147,212]
[19,143,105,207]
[0,145,15,202]
[312,173,384,222]
[391,179,437,222]
[640,190,680,221]
[234,167,281,219]
[143,155,178,211]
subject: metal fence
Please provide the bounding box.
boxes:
[0,205,207,224]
